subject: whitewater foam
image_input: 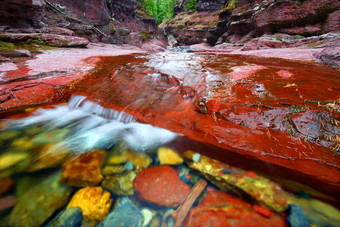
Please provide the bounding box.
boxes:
[7,95,178,154]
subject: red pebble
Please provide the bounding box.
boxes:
[252,204,272,217]
[246,171,257,177]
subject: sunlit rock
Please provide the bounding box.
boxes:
[101,171,137,196]
[61,150,105,187]
[98,197,143,227]
[184,150,288,212]
[107,150,152,171]
[141,208,155,227]
[27,143,69,172]
[7,172,72,227]
[133,165,191,208]
[184,190,287,227]
[0,151,31,178]
[157,146,183,165]
[66,186,112,222]
[101,165,126,176]
[0,178,14,197]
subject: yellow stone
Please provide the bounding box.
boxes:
[101,165,126,176]
[11,136,35,150]
[66,186,112,222]
[157,147,183,165]
[0,151,31,178]
[27,144,69,172]
[61,150,105,187]
[107,150,152,170]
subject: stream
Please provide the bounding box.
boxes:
[0,51,339,226]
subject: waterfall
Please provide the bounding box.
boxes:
[6,95,178,154]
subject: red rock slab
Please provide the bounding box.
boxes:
[133,165,191,208]
[60,150,105,187]
[71,54,340,202]
[184,191,287,227]
[0,43,144,112]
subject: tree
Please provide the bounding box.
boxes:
[141,0,178,24]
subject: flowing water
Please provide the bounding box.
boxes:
[0,51,340,226]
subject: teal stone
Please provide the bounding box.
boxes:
[99,197,143,227]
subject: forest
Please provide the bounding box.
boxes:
[141,0,197,24]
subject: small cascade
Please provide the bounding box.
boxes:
[6,95,178,154]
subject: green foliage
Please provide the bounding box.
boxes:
[141,0,177,24]
[226,0,237,10]
[184,0,197,11]
[0,41,15,50]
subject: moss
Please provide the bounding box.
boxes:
[0,40,56,51]
[306,41,323,48]
[0,41,15,50]
[274,35,282,41]
[141,30,150,39]
[226,0,237,10]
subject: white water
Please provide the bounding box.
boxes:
[8,95,178,154]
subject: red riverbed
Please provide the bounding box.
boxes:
[70,53,340,203]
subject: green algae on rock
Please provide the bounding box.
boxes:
[102,171,137,196]
[184,150,288,213]
[7,171,72,227]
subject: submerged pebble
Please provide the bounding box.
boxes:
[61,150,105,187]
[157,146,183,165]
[66,186,112,222]
[99,197,144,227]
[101,171,137,196]
[0,151,31,178]
[7,172,72,227]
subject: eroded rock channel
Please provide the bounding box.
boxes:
[0,51,340,226]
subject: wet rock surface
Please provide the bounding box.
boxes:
[66,186,112,222]
[133,165,191,208]
[61,150,105,187]
[7,172,72,227]
[71,52,340,202]
[99,197,144,227]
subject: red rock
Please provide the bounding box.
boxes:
[229,65,268,81]
[324,10,340,33]
[61,150,105,187]
[141,42,165,52]
[0,178,14,197]
[279,24,323,36]
[0,33,89,47]
[254,0,339,33]
[241,39,258,51]
[316,46,340,67]
[133,165,191,208]
[0,195,16,211]
[0,0,45,27]
[49,0,110,26]
[257,37,282,50]
[184,191,287,227]
[252,204,272,217]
